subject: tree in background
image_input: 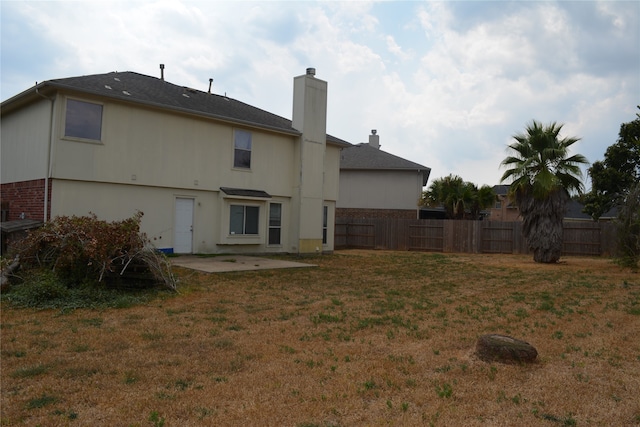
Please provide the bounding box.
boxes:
[616,182,640,268]
[420,174,495,220]
[582,107,640,221]
[469,184,498,220]
[501,120,588,263]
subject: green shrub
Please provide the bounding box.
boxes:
[6,269,69,307]
[2,269,159,310]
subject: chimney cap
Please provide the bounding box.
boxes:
[306,67,316,76]
[371,129,377,135]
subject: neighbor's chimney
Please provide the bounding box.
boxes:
[369,129,380,149]
[208,78,213,94]
[160,64,165,81]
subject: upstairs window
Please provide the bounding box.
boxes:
[233,130,252,168]
[230,204,259,235]
[65,99,103,141]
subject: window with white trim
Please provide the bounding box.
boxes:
[268,203,282,245]
[233,130,252,168]
[229,205,259,235]
[65,99,103,141]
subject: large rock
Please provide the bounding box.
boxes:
[475,334,538,364]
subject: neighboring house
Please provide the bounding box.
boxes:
[0,67,350,255]
[488,185,521,221]
[337,131,431,219]
[489,185,616,222]
[564,199,617,221]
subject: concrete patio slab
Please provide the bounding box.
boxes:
[170,255,316,273]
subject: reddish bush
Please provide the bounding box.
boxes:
[13,212,176,290]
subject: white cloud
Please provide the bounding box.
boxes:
[2,0,637,190]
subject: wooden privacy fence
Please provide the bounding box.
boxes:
[335,218,618,256]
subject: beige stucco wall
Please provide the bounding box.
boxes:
[51,95,298,195]
[40,93,338,254]
[50,179,297,254]
[2,81,340,254]
[337,170,423,211]
[1,99,52,183]
[323,145,341,201]
[50,180,217,253]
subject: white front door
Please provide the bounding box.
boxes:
[174,197,194,254]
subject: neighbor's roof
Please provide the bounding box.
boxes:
[1,71,351,147]
[492,185,510,196]
[564,199,617,221]
[340,143,431,185]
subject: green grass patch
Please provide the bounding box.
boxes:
[11,364,49,378]
[1,269,166,310]
[25,394,59,409]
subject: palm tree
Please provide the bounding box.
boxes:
[501,120,589,263]
[421,174,469,219]
[469,184,497,220]
[421,175,495,220]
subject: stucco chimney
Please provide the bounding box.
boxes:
[369,129,380,149]
[292,68,327,140]
[291,68,328,254]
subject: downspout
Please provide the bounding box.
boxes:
[35,84,56,222]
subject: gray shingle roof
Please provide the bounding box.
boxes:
[341,143,429,170]
[565,199,617,220]
[3,71,350,146]
[340,143,430,185]
[492,185,510,196]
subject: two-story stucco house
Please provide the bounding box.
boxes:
[0,67,350,255]
[337,131,430,219]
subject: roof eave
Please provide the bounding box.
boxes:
[1,82,57,115]
[56,81,306,136]
[3,79,353,146]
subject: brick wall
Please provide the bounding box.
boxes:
[0,179,51,221]
[336,208,417,220]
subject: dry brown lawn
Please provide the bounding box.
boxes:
[2,250,639,426]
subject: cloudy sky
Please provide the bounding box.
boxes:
[2,1,638,188]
